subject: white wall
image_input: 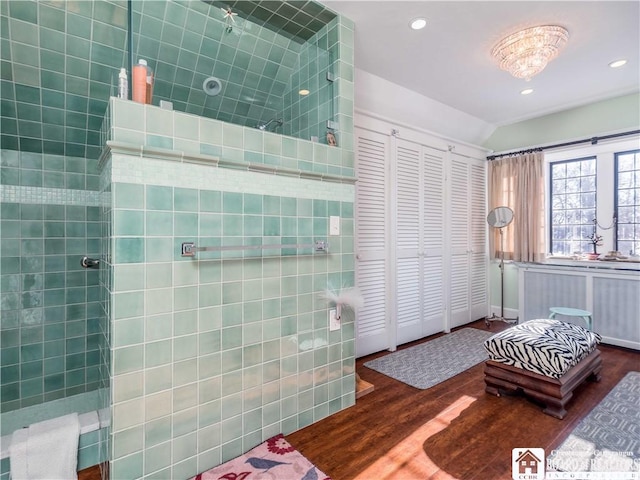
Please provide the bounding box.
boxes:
[354,69,496,146]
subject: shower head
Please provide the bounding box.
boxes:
[257,118,284,131]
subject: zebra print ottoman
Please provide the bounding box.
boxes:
[483,319,602,419]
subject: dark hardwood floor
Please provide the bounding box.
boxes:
[288,320,640,480]
[79,319,640,480]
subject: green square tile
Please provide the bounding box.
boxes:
[113,345,144,375]
[200,190,221,213]
[146,211,173,236]
[114,317,144,348]
[145,339,172,368]
[145,365,172,394]
[114,238,144,263]
[146,238,173,263]
[174,187,198,212]
[114,210,144,236]
[115,183,144,208]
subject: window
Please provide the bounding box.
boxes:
[616,149,640,255]
[549,157,596,255]
[546,138,640,257]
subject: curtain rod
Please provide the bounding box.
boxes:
[487,129,640,160]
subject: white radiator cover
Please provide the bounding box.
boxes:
[519,263,640,350]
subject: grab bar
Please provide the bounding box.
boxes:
[181,240,329,257]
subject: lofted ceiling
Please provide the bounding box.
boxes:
[322,1,640,127]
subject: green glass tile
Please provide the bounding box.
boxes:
[174,212,198,236]
[145,264,172,290]
[39,5,65,31]
[199,213,221,237]
[114,238,144,264]
[222,215,242,236]
[113,345,144,375]
[146,211,172,236]
[112,183,144,208]
[173,334,197,362]
[114,210,144,236]
[145,237,173,263]
[111,452,143,480]
[145,339,172,368]
[173,187,198,212]
[174,285,197,311]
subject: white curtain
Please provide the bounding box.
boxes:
[488,152,545,262]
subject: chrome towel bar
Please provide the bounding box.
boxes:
[181,240,329,257]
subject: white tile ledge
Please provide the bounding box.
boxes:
[101,140,357,185]
[0,409,110,460]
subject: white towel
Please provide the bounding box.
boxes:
[10,413,80,480]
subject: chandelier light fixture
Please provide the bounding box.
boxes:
[491,25,569,81]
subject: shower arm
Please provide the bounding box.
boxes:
[257,118,283,130]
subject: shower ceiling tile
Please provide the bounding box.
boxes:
[40,50,64,72]
[67,12,91,39]
[39,28,65,53]
[39,4,64,30]
[9,1,37,24]
[10,18,38,46]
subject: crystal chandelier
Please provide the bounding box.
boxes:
[491,25,569,81]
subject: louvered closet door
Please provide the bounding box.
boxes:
[469,159,488,320]
[395,139,422,345]
[422,146,445,337]
[449,155,472,328]
[355,129,390,357]
[448,154,488,328]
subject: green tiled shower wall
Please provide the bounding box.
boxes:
[102,73,355,478]
[1,0,343,161]
[0,149,108,414]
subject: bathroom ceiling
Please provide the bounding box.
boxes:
[322,1,640,127]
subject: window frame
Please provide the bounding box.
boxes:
[548,155,597,255]
[544,136,640,257]
[615,148,640,255]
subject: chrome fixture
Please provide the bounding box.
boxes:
[257,118,283,131]
[80,256,100,268]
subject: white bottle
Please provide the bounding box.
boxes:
[118,68,128,99]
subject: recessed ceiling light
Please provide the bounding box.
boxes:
[299,89,310,96]
[521,88,534,95]
[609,59,627,68]
[409,17,427,30]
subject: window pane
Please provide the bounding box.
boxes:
[549,157,596,254]
[616,150,640,255]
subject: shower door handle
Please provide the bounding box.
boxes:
[80,257,100,268]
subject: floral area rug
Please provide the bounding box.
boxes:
[192,434,331,480]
